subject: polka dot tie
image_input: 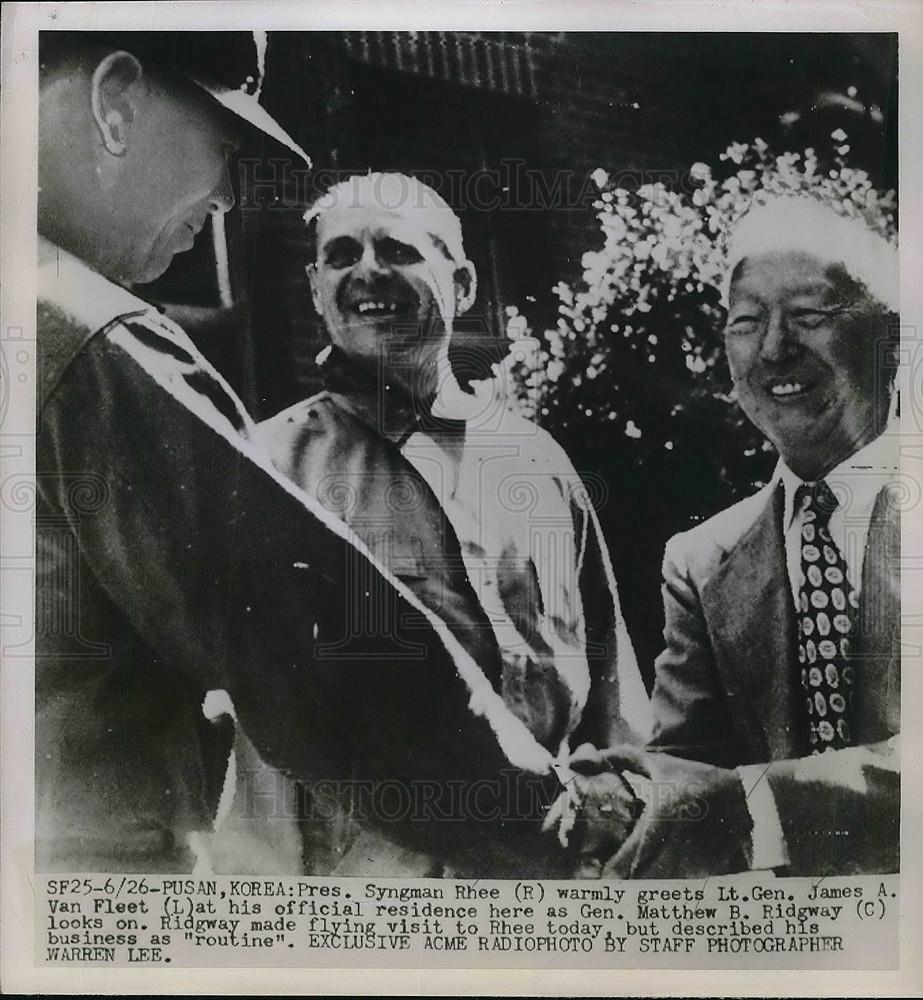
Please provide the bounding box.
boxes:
[796,481,858,753]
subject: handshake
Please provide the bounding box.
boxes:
[544,745,753,879]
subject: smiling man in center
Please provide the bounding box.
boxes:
[256,172,652,876]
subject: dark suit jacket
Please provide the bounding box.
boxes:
[648,479,900,875]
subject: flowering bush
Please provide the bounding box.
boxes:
[501,134,897,511]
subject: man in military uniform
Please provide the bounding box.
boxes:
[256,173,652,874]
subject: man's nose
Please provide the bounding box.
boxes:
[209,161,236,215]
[759,309,798,363]
[356,241,388,276]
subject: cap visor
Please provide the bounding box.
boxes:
[202,84,312,167]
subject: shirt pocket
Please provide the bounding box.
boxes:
[373,530,429,581]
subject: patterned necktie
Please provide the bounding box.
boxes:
[796,480,859,753]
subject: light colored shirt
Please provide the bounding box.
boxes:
[402,400,612,741]
[779,428,900,605]
[257,348,653,755]
[256,350,652,875]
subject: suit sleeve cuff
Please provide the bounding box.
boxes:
[737,764,790,871]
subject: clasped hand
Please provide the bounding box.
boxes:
[548,744,752,878]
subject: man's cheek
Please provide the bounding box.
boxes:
[725,354,747,391]
[323,288,343,321]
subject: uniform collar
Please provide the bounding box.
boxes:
[319,346,467,444]
[38,237,154,329]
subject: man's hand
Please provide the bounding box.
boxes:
[572,745,753,878]
[541,744,645,877]
[571,769,645,877]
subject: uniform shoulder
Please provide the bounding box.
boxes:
[254,391,346,448]
[490,408,576,465]
[257,391,337,430]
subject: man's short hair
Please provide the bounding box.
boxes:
[724,193,901,394]
[303,172,467,268]
[39,32,116,81]
[722,194,899,314]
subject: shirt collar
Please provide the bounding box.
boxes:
[319,346,468,444]
[38,237,154,330]
[777,420,900,529]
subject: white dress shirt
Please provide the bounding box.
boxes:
[779,428,900,606]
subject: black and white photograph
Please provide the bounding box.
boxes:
[2,1,921,993]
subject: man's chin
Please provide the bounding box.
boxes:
[342,313,422,334]
[766,411,855,477]
[746,385,826,425]
[131,249,184,287]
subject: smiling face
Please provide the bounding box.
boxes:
[725,251,891,480]
[308,200,473,385]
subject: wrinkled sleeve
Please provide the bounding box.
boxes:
[648,534,739,766]
[648,534,899,875]
[762,739,899,874]
[36,321,570,874]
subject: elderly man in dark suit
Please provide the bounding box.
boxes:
[576,194,900,877]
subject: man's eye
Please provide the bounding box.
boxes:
[727,315,761,333]
[791,309,834,329]
[323,239,362,268]
[379,238,424,265]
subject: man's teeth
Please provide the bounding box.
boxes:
[770,382,805,397]
[356,301,397,314]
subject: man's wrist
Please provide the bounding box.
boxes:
[736,763,790,871]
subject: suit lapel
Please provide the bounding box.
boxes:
[701,484,801,762]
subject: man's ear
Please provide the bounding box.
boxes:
[90,50,143,157]
[305,263,324,315]
[454,260,477,316]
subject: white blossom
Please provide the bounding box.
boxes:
[501,133,896,432]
